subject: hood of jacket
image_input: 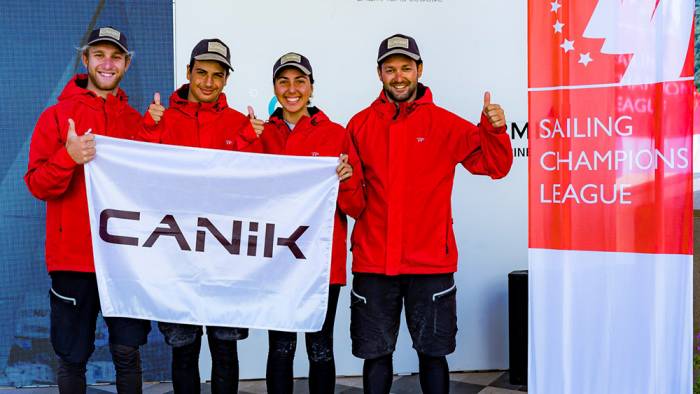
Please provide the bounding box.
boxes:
[168,84,230,118]
[57,74,131,110]
[370,83,433,119]
[268,106,329,129]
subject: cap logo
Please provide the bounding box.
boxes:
[99,27,121,40]
[387,37,409,49]
[281,53,302,64]
[207,41,228,57]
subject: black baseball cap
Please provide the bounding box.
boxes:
[87,26,129,53]
[190,38,233,71]
[377,33,421,64]
[273,52,314,83]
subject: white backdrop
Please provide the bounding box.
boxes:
[173,0,528,378]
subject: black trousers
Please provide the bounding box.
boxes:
[49,271,151,393]
[266,285,341,394]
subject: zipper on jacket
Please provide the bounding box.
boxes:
[195,107,201,146]
[103,105,108,136]
[392,103,401,120]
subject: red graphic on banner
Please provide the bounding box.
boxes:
[529,0,693,88]
[528,0,694,254]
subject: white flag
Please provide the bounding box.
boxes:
[84,136,339,332]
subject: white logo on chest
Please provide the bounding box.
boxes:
[416,137,425,143]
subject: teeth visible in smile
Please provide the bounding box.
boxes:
[98,72,115,77]
[286,97,300,103]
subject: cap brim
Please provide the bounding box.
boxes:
[194,53,234,71]
[87,37,128,53]
[273,63,312,79]
[377,49,421,63]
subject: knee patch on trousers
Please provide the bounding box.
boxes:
[270,338,297,358]
[307,340,334,363]
[158,322,202,347]
[207,325,249,341]
[109,343,141,370]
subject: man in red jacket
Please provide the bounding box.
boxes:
[347,33,513,394]
[24,26,151,393]
[141,38,261,394]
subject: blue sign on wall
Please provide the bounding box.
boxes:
[0,0,173,386]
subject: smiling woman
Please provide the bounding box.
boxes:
[274,68,313,124]
[253,52,365,394]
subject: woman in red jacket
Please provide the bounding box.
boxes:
[250,52,365,394]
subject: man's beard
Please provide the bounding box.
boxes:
[384,82,417,103]
[88,69,123,92]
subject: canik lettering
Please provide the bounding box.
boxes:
[99,209,309,259]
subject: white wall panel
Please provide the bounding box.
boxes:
[174,0,528,378]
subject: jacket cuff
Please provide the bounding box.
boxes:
[54,146,78,168]
[143,111,157,129]
[479,112,506,134]
[339,179,352,192]
[239,123,259,143]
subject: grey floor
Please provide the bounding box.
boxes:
[0,371,527,393]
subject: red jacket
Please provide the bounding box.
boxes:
[139,84,261,152]
[261,107,365,285]
[347,85,513,275]
[24,74,141,273]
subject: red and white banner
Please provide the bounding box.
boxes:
[528,0,693,392]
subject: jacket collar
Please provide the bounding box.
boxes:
[58,74,130,110]
[269,106,327,130]
[169,84,229,117]
[371,83,432,119]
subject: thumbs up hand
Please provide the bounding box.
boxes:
[247,105,264,138]
[65,118,96,164]
[482,91,506,128]
[148,92,165,124]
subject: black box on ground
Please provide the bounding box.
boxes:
[508,270,528,385]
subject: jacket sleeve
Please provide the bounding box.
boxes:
[24,109,79,200]
[455,112,513,179]
[236,120,263,153]
[337,131,366,219]
[136,110,165,143]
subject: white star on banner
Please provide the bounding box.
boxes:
[560,39,574,52]
[552,20,564,33]
[550,0,561,12]
[578,52,593,66]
